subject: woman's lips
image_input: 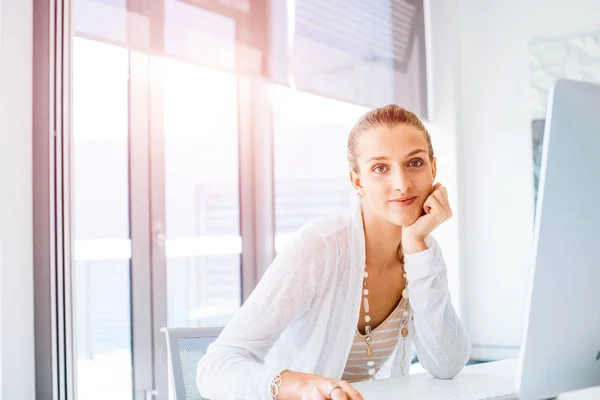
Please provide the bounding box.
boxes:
[390,196,417,206]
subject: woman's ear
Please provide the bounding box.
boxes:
[349,170,363,194]
[431,157,437,181]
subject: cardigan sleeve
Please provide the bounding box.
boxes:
[404,236,472,379]
[196,228,327,400]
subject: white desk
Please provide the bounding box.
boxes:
[353,359,600,399]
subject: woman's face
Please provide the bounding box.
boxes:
[350,124,437,227]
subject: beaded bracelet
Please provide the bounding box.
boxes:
[269,369,288,399]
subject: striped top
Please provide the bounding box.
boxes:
[341,301,403,382]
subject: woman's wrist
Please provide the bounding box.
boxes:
[271,370,304,400]
[402,237,427,254]
[270,369,288,399]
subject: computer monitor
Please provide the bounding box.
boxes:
[516,78,600,399]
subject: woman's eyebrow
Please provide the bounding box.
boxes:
[404,149,427,158]
[366,156,390,163]
[366,149,427,163]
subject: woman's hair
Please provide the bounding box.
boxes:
[347,104,434,173]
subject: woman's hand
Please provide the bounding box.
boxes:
[402,183,452,254]
[277,371,363,400]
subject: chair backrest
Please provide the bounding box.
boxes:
[161,327,223,400]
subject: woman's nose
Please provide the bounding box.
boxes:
[392,170,412,192]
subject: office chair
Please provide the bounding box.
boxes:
[161,327,223,400]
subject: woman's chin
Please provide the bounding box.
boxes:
[388,210,421,227]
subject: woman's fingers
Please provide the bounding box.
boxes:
[319,381,347,400]
[439,184,448,199]
[427,196,449,220]
[431,185,452,219]
[337,380,363,400]
[300,377,362,400]
[329,386,348,400]
[303,384,328,400]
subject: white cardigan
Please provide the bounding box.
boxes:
[196,207,471,399]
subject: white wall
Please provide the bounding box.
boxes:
[423,0,464,321]
[0,0,35,398]
[428,0,600,360]
[454,0,535,359]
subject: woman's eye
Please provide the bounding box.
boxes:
[373,165,388,173]
[409,159,423,167]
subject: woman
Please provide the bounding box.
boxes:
[196,105,471,400]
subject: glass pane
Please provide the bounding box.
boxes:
[164,0,237,70]
[163,59,242,328]
[273,0,427,114]
[73,37,133,400]
[163,0,262,74]
[272,86,369,251]
[73,0,130,44]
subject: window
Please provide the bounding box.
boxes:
[163,60,242,328]
[272,0,427,114]
[272,86,368,250]
[72,37,133,400]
